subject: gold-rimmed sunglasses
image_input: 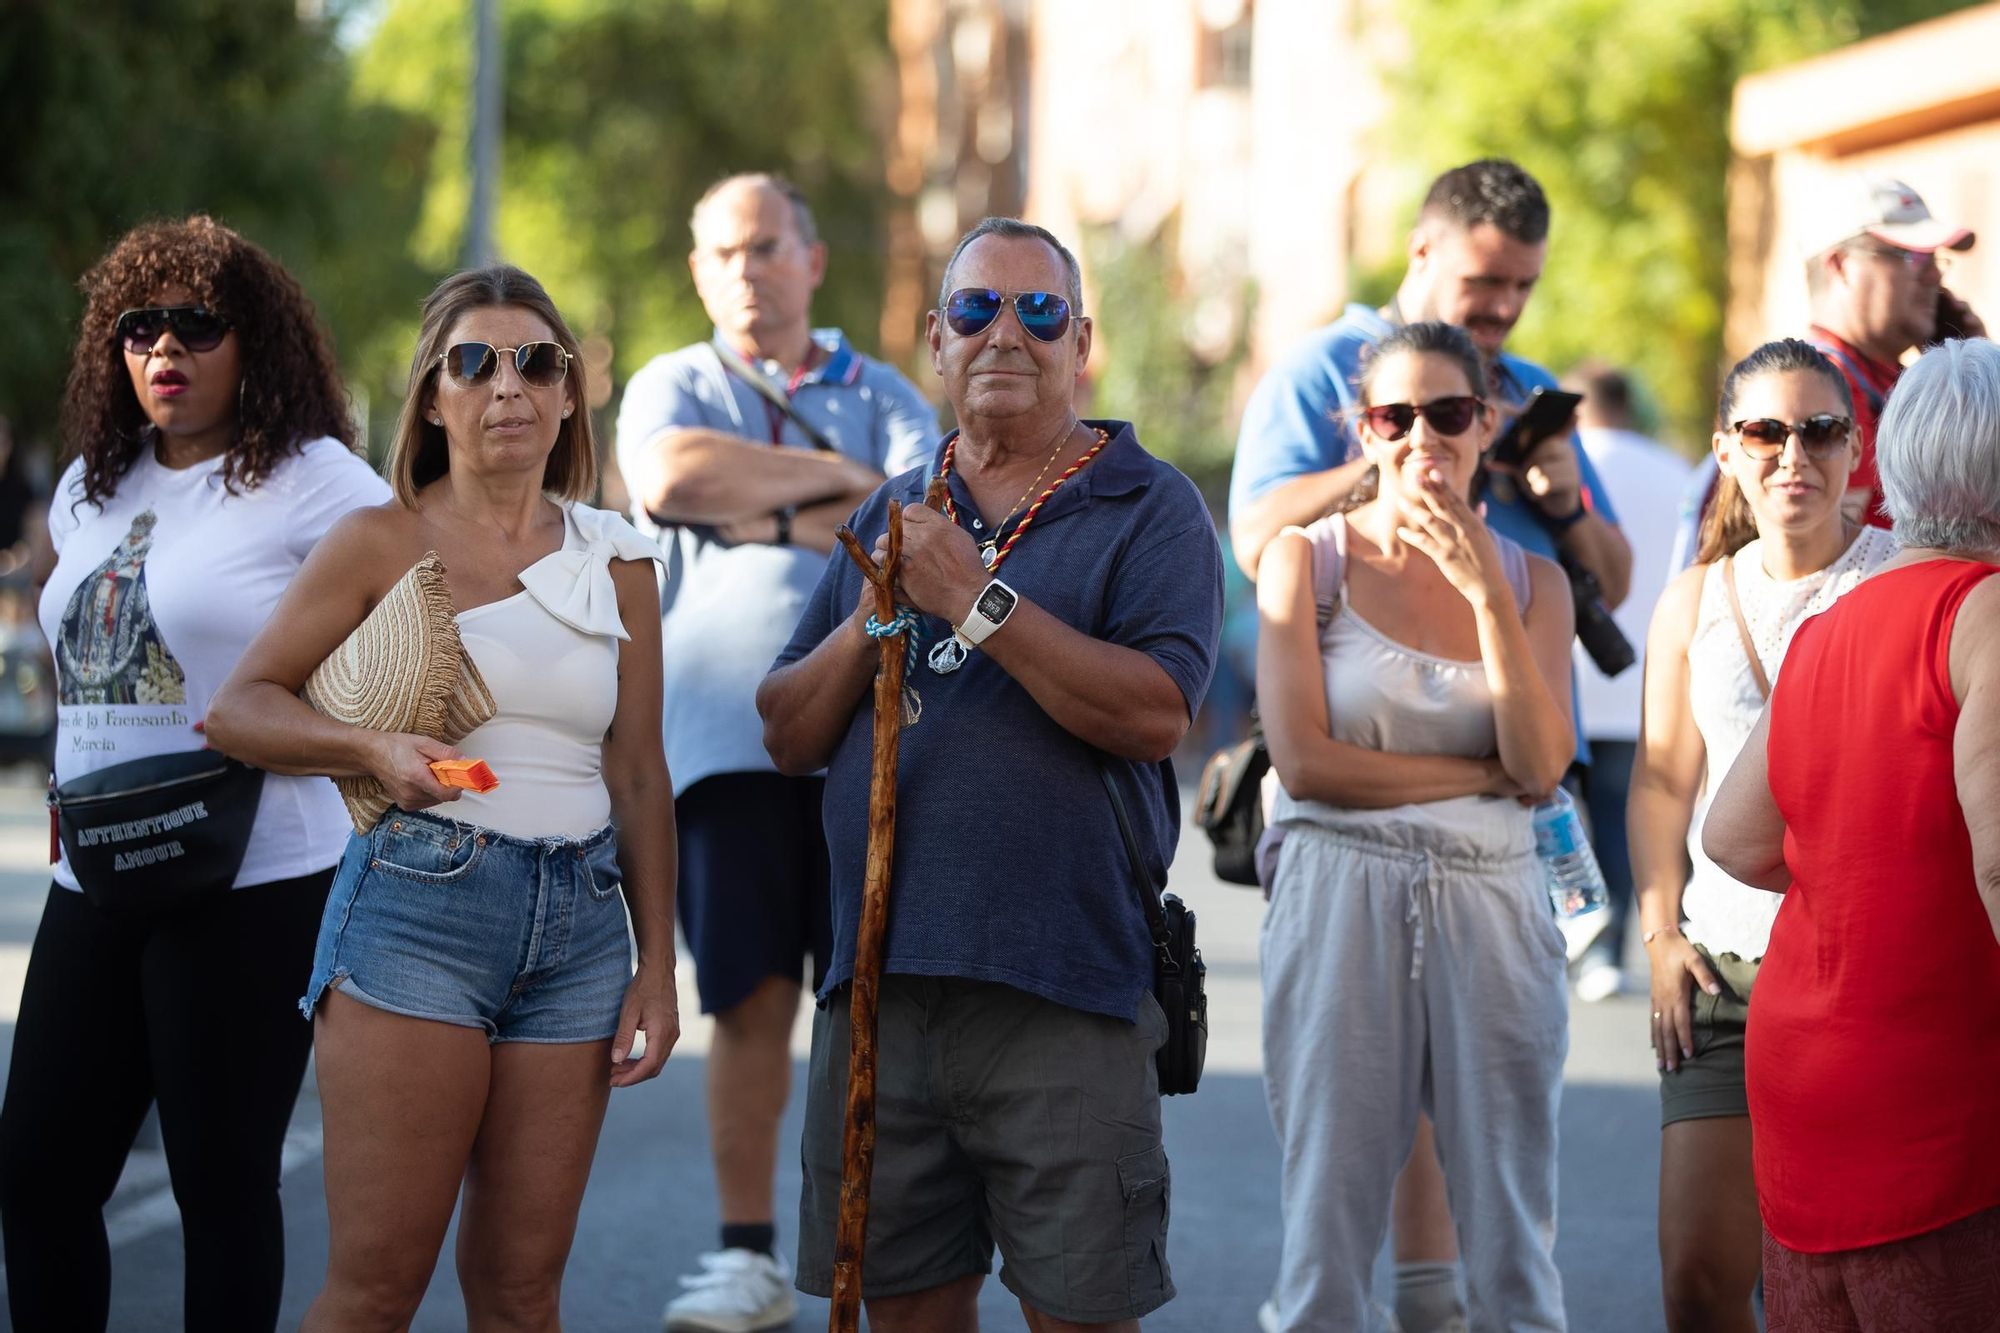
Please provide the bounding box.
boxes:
[437,340,571,388]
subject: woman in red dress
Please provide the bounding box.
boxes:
[1705,337,2000,1331]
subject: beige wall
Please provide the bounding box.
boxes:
[1022,0,1384,375]
[1728,3,2000,360]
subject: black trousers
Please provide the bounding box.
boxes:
[0,870,332,1332]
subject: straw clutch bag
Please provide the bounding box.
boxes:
[304,553,496,834]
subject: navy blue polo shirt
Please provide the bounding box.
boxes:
[772,420,1224,1022]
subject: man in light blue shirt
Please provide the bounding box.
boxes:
[1229,160,1629,607]
[615,172,934,1333]
[1228,160,1631,761]
[1229,158,1630,1333]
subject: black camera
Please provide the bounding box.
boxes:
[1562,554,1635,677]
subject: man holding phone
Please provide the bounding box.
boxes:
[1803,177,1981,529]
[1228,158,1630,605]
[1230,157,1630,1333]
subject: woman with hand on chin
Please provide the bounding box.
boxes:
[206,265,679,1331]
[0,216,388,1333]
[1627,339,1895,1333]
[1257,321,1575,1332]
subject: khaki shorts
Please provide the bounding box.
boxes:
[1659,946,1760,1127]
[796,975,1175,1324]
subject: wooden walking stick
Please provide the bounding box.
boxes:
[826,478,947,1332]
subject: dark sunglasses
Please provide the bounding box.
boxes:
[1361,396,1485,441]
[941,288,1076,342]
[438,340,571,388]
[114,305,233,354]
[1730,415,1852,460]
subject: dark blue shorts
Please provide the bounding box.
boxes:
[675,771,832,1015]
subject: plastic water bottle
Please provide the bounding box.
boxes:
[1532,788,1608,919]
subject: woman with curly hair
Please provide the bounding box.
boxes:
[0,215,389,1331]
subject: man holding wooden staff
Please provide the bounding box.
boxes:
[759,217,1223,1332]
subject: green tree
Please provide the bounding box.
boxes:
[1377,0,1972,450]
[348,0,895,437]
[1083,223,1251,504]
[0,0,431,454]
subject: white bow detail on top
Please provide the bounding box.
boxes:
[517,503,667,642]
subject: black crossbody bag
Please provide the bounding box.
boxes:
[49,749,266,914]
[1096,754,1206,1096]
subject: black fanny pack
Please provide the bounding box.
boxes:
[1096,753,1207,1096]
[50,749,266,914]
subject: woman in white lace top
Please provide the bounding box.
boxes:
[1628,338,1896,1332]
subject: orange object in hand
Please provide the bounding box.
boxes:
[429,759,499,793]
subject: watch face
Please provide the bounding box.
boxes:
[976,582,1017,624]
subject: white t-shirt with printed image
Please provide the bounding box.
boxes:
[39,436,392,891]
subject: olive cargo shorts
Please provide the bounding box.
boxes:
[796,975,1174,1323]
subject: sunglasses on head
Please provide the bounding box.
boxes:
[1729,415,1853,460]
[941,288,1077,342]
[438,341,571,389]
[114,306,233,355]
[1361,396,1485,441]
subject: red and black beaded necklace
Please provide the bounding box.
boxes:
[936,425,1110,572]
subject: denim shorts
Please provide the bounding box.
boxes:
[301,808,632,1044]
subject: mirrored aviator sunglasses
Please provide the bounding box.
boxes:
[1362,396,1483,441]
[439,340,571,388]
[1731,414,1852,460]
[942,288,1074,342]
[114,305,233,354]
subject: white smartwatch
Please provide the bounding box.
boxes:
[953,578,1019,648]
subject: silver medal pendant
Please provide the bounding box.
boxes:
[928,635,969,675]
[979,544,998,569]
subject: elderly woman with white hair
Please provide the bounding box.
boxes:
[1706,337,2000,1331]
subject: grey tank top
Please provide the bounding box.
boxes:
[1294,512,1534,760]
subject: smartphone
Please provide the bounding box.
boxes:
[1490,388,1583,469]
[1937,288,1971,341]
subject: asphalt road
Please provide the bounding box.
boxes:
[0,773,1669,1331]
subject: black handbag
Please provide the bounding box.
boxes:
[50,749,266,914]
[1193,722,1269,887]
[1096,754,1206,1096]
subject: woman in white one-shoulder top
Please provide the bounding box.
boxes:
[1628,338,1896,1333]
[208,266,679,1329]
[1256,322,1576,1332]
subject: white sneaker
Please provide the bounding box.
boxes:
[663,1249,798,1333]
[1574,959,1625,1003]
[1258,1294,1404,1332]
[1555,907,1611,962]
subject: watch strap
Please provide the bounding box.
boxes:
[1543,498,1588,531]
[955,578,1016,647]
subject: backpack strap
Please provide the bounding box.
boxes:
[1807,336,1888,416]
